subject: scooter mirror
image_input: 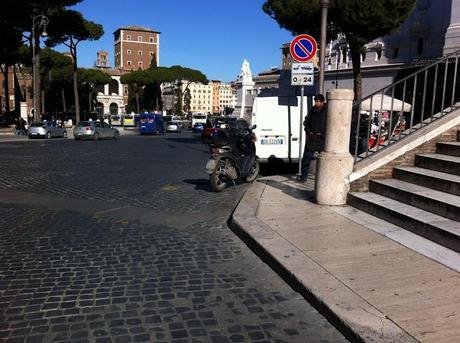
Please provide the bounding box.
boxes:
[251,124,257,130]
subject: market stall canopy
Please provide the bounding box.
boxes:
[360,94,412,112]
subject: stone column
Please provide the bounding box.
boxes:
[315,89,354,205]
[444,0,460,54]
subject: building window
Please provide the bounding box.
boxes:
[417,38,424,55]
[138,61,143,68]
[127,61,132,66]
[149,37,154,43]
[138,36,143,42]
[127,49,131,55]
[126,35,131,41]
[150,51,154,56]
[138,50,143,55]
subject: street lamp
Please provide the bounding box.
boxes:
[32,14,49,122]
[319,0,329,95]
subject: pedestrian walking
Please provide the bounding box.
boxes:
[18,117,27,136]
[14,118,20,135]
[297,94,327,183]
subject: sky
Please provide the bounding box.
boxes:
[62,0,294,82]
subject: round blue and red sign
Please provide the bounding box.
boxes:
[289,34,318,63]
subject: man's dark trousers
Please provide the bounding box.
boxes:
[300,147,315,180]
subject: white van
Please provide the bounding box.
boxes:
[251,96,310,163]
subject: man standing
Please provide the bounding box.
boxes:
[297,94,327,183]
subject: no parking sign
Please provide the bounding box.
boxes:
[289,34,317,63]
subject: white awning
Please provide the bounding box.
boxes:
[360,94,412,112]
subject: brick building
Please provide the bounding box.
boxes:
[113,26,160,71]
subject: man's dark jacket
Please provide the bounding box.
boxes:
[304,105,327,151]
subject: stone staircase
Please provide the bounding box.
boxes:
[348,130,460,253]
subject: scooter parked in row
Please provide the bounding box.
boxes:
[205,122,260,192]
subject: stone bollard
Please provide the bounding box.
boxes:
[315,89,354,205]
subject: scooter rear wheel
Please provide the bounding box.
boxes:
[245,159,260,183]
[210,160,228,192]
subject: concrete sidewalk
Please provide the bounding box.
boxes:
[231,175,460,343]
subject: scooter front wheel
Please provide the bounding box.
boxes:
[245,159,260,183]
[210,160,228,192]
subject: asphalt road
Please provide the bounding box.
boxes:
[0,131,347,343]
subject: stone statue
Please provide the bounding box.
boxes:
[239,59,253,81]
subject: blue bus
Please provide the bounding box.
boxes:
[139,113,165,135]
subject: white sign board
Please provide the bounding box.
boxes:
[291,62,314,86]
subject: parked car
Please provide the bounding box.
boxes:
[201,117,233,144]
[166,121,182,133]
[74,120,119,140]
[28,121,67,139]
[192,122,204,133]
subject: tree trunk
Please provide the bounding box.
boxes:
[35,47,42,120]
[1,65,10,114]
[41,89,45,115]
[13,66,22,113]
[70,44,80,124]
[89,91,92,112]
[73,71,80,123]
[349,44,362,101]
[135,91,140,113]
[61,88,67,112]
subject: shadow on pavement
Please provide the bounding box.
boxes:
[165,137,203,145]
[259,162,298,176]
[183,178,214,192]
[258,178,314,202]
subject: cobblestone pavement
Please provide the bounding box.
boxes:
[0,133,347,343]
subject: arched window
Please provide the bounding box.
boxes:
[110,103,119,115]
[109,79,119,95]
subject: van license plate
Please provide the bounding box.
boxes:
[261,138,283,145]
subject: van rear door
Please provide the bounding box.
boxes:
[252,96,306,163]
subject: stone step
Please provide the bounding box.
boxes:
[393,166,460,196]
[436,141,460,157]
[415,153,460,176]
[369,178,460,221]
[347,191,460,253]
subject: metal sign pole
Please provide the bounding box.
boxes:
[298,85,304,176]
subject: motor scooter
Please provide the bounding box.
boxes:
[205,124,259,192]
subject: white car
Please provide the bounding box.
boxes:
[166,121,182,133]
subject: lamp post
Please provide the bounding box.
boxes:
[319,0,329,95]
[32,14,49,122]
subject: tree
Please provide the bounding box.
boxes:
[120,69,153,113]
[77,68,111,113]
[262,0,416,100]
[40,49,73,114]
[49,10,104,123]
[167,65,207,116]
[1,0,83,118]
[120,65,207,114]
[183,87,191,114]
[0,25,23,114]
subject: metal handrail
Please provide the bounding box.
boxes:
[351,48,460,163]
